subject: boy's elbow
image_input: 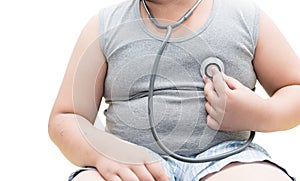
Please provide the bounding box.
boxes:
[48,114,59,144]
[48,112,65,147]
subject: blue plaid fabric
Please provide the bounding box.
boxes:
[155,141,294,180]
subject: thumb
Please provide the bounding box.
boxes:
[223,74,242,90]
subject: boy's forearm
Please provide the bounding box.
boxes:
[48,114,100,167]
[259,85,300,132]
[48,113,153,166]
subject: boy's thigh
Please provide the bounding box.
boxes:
[72,170,104,181]
[201,161,292,181]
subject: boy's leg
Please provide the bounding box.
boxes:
[201,162,293,181]
[72,170,105,181]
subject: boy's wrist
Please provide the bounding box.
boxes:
[243,93,271,132]
[252,98,277,132]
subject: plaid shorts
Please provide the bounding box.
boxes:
[68,141,295,180]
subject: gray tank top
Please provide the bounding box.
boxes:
[99,0,260,156]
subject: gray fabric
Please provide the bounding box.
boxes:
[98,0,260,156]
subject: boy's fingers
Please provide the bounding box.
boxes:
[117,167,139,181]
[145,162,170,181]
[211,67,226,96]
[206,115,221,130]
[130,165,155,181]
[204,79,218,103]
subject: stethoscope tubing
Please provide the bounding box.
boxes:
[147,25,255,163]
[144,0,255,163]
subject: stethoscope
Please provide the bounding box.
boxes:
[143,0,255,163]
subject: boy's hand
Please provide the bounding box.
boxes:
[95,155,170,181]
[203,66,265,131]
[77,118,170,180]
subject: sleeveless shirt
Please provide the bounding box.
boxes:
[98,0,260,156]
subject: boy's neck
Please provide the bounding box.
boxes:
[143,0,201,21]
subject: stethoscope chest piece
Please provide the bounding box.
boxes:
[200,57,225,79]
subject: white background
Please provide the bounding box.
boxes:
[0,0,299,180]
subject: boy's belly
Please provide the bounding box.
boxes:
[104,91,249,156]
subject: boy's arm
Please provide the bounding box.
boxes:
[203,10,300,132]
[48,15,169,181]
[48,14,106,166]
[253,10,300,131]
